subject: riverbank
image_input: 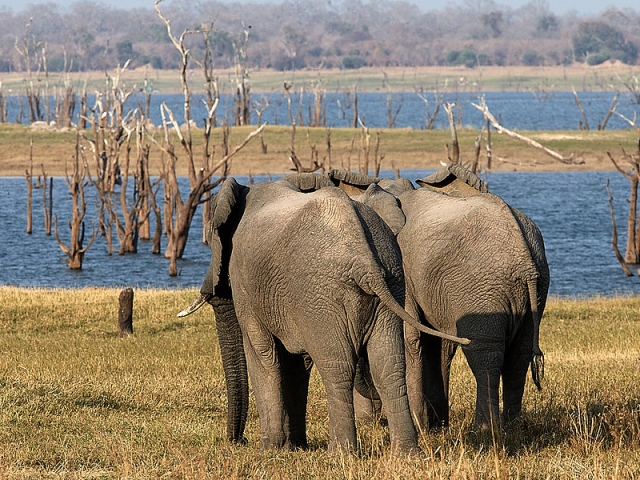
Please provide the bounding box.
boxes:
[1,123,637,177]
[1,63,639,94]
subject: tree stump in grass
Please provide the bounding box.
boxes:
[118,288,134,337]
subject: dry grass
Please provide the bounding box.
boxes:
[1,287,639,478]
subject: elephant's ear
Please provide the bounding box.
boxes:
[282,173,334,192]
[378,177,415,196]
[201,177,243,298]
[327,169,379,195]
[416,162,488,196]
[356,183,406,235]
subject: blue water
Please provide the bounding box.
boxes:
[1,171,639,297]
[7,90,640,131]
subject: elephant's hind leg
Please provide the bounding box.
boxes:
[313,355,359,453]
[277,339,311,449]
[501,321,534,426]
[462,344,504,433]
[368,316,420,454]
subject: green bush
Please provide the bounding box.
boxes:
[342,56,365,69]
[522,51,543,66]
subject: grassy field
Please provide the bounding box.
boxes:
[0,287,639,478]
[1,122,637,178]
[1,64,639,94]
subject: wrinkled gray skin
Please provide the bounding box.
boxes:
[190,176,428,453]
[328,169,549,432]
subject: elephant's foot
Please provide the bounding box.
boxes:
[286,433,308,451]
[389,438,424,457]
[260,433,309,451]
[260,433,288,451]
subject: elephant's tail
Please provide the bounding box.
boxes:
[528,278,544,391]
[367,274,471,345]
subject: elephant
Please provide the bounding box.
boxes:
[324,166,549,433]
[178,175,470,453]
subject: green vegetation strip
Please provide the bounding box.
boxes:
[0,287,639,477]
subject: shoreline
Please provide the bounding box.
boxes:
[1,63,639,95]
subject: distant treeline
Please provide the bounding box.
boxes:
[0,0,638,73]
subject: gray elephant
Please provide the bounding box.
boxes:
[179,175,468,453]
[326,167,549,432]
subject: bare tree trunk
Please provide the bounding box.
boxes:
[473,97,576,165]
[26,153,33,234]
[54,133,97,269]
[572,88,590,131]
[606,180,634,276]
[599,93,620,131]
[485,118,492,170]
[41,165,52,235]
[444,103,460,164]
[352,84,359,129]
[607,142,640,266]
[118,287,134,337]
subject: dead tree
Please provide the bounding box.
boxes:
[473,96,577,165]
[312,81,326,127]
[351,84,359,129]
[444,102,460,164]
[607,140,640,267]
[383,73,402,129]
[253,95,270,154]
[616,73,640,104]
[81,63,141,255]
[606,180,634,276]
[572,87,590,131]
[54,133,97,269]
[0,81,6,123]
[231,24,251,127]
[155,0,264,276]
[15,18,44,123]
[573,87,620,131]
[416,89,443,130]
[25,146,33,234]
[41,165,52,235]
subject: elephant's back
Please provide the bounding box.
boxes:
[397,188,538,322]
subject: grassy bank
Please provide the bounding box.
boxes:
[1,123,637,177]
[1,64,639,94]
[0,287,639,478]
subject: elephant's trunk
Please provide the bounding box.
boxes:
[177,293,249,443]
[212,297,250,443]
[528,278,544,391]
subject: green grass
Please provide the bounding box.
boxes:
[1,287,639,478]
[2,122,637,177]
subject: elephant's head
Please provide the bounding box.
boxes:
[179,176,248,315]
[178,176,251,444]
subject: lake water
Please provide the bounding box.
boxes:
[6,90,640,131]
[1,170,639,298]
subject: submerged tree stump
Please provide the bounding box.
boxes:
[118,288,134,337]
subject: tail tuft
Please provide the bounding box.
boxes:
[531,351,544,391]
